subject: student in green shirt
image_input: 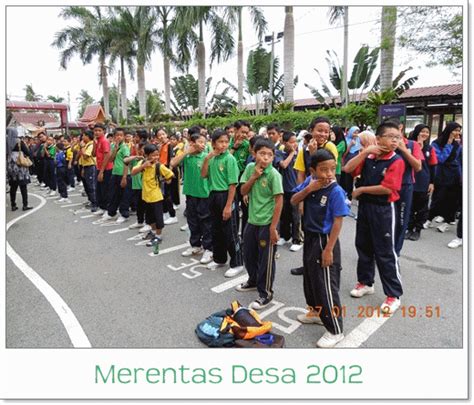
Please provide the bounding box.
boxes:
[237,138,284,310]
[42,136,58,197]
[201,129,244,277]
[332,126,347,184]
[171,129,213,265]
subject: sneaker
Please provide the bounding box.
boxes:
[408,230,420,241]
[40,183,47,187]
[276,238,288,246]
[437,223,449,233]
[206,261,227,270]
[448,238,463,249]
[164,212,170,221]
[128,222,143,229]
[92,209,105,216]
[381,297,401,314]
[290,267,304,276]
[139,224,152,233]
[297,307,324,325]
[67,186,75,192]
[423,220,432,229]
[404,230,413,240]
[95,213,115,223]
[173,204,180,210]
[146,235,163,247]
[56,198,71,204]
[142,231,156,240]
[90,206,98,213]
[350,282,375,298]
[48,190,57,197]
[249,295,273,310]
[316,331,344,348]
[290,243,303,252]
[434,216,445,223]
[22,206,33,211]
[180,224,189,232]
[224,265,245,278]
[81,191,87,197]
[449,221,457,225]
[181,246,204,257]
[235,281,257,292]
[164,216,178,225]
[116,215,129,224]
[200,250,213,264]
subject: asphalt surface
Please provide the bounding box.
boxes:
[6,182,463,349]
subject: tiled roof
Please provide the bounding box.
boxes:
[10,112,59,125]
[398,84,462,98]
[79,104,105,122]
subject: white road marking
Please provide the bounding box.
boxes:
[135,240,150,246]
[74,220,78,223]
[127,234,143,241]
[80,214,95,219]
[46,196,60,200]
[100,222,122,227]
[73,208,90,215]
[108,227,130,234]
[60,203,83,208]
[211,274,248,293]
[147,242,190,257]
[335,313,393,348]
[7,193,91,348]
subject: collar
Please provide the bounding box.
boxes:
[262,164,273,175]
[368,151,396,161]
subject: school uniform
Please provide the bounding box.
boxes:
[43,144,57,191]
[352,151,404,298]
[107,142,132,218]
[80,141,97,207]
[55,150,68,198]
[183,151,212,251]
[293,178,350,335]
[240,163,283,301]
[65,146,75,187]
[394,138,423,255]
[208,151,243,268]
[408,144,437,233]
[130,159,145,224]
[95,135,114,211]
[159,142,177,218]
[230,138,250,234]
[274,149,302,244]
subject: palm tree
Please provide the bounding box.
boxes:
[225,7,267,109]
[24,84,42,101]
[328,6,349,106]
[47,95,65,103]
[52,6,113,118]
[380,6,397,91]
[76,89,95,118]
[172,7,234,116]
[283,6,295,105]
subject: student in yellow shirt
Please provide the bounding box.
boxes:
[131,143,174,247]
[63,138,75,191]
[79,131,98,211]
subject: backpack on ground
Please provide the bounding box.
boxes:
[195,310,236,348]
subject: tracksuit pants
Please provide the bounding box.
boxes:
[303,232,343,336]
[408,191,430,232]
[236,183,249,235]
[83,165,97,207]
[243,223,276,300]
[163,183,176,218]
[186,196,212,251]
[97,169,112,210]
[56,167,68,198]
[356,201,403,298]
[395,184,413,256]
[429,184,462,223]
[209,190,243,268]
[36,158,44,184]
[43,159,57,191]
[280,192,302,243]
[131,189,145,224]
[67,166,75,187]
[107,174,132,218]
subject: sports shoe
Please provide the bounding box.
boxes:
[448,238,463,249]
[235,281,257,292]
[404,230,413,240]
[146,235,163,247]
[90,206,98,213]
[115,215,128,224]
[206,261,227,270]
[297,307,324,325]
[290,243,303,252]
[128,222,143,229]
[423,220,432,229]
[139,224,152,233]
[40,183,47,187]
[224,265,245,278]
[97,213,115,223]
[182,246,204,257]
[290,267,304,276]
[434,216,444,223]
[249,295,273,310]
[81,191,87,197]
[92,209,105,216]
[164,212,170,221]
[67,186,75,192]
[449,221,457,225]
[142,231,155,240]
[408,230,420,241]
[316,331,344,348]
[350,282,375,298]
[56,198,72,203]
[200,250,213,264]
[164,216,178,225]
[381,297,401,314]
[437,223,449,233]
[48,190,57,197]
[173,204,180,210]
[276,238,288,246]
[180,224,189,231]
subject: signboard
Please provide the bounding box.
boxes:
[378,104,407,125]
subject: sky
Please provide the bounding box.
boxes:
[5,5,461,120]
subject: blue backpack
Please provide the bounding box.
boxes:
[195,310,235,348]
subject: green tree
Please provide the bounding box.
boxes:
[128,89,164,123]
[46,95,65,103]
[24,84,43,101]
[76,89,95,118]
[52,6,113,118]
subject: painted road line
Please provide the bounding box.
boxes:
[211,274,248,293]
[80,214,95,219]
[108,227,130,234]
[60,203,83,208]
[7,193,91,348]
[73,208,90,215]
[147,242,190,257]
[335,313,393,348]
[127,234,143,241]
[100,222,123,227]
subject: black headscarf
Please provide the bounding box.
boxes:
[408,124,431,147]
[437,121,462,147]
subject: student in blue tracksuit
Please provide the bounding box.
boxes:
[291,149,350,348]
[428,122,462,231]
[342,121,405,315]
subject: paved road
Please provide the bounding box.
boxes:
[6,183,463,348]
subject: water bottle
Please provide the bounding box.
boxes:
[152,239,160,255]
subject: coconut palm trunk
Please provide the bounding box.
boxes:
[197,22,206,116]
[100,58,110,119]
[283,6,294,105]
[120,57,128,122]
[380,6,397,91]
[342,7,349,105]
[137,64,147,119]
[237,9,244,109]
[164,57,171,115]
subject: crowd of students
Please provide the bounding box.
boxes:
[14,116,463,348]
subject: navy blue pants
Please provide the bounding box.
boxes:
[43,159,57,191]
[67,166,75,187]
[408,191,430,232]
[97,169,112,210]
[303,232,343,335]
[395,184,413,256]
[355,201,403,298]
[131,189,145,224]
[107,174,132,218]
[209,190,243,268]
[83,165,97,207]
[243,223,276,300]
[56,167,68,198]
[186,196,212,251]
[280,191,302,243]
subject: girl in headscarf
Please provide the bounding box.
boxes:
[340,126,361,199]
[405,124,438,241]
[427,122,462,232]
[6,128,32,211]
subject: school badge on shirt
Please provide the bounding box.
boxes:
[382,168,387,176]
[260,178,267,188]
[259,240,267,248]
[320,195,327,206]
[219,164,224,171]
